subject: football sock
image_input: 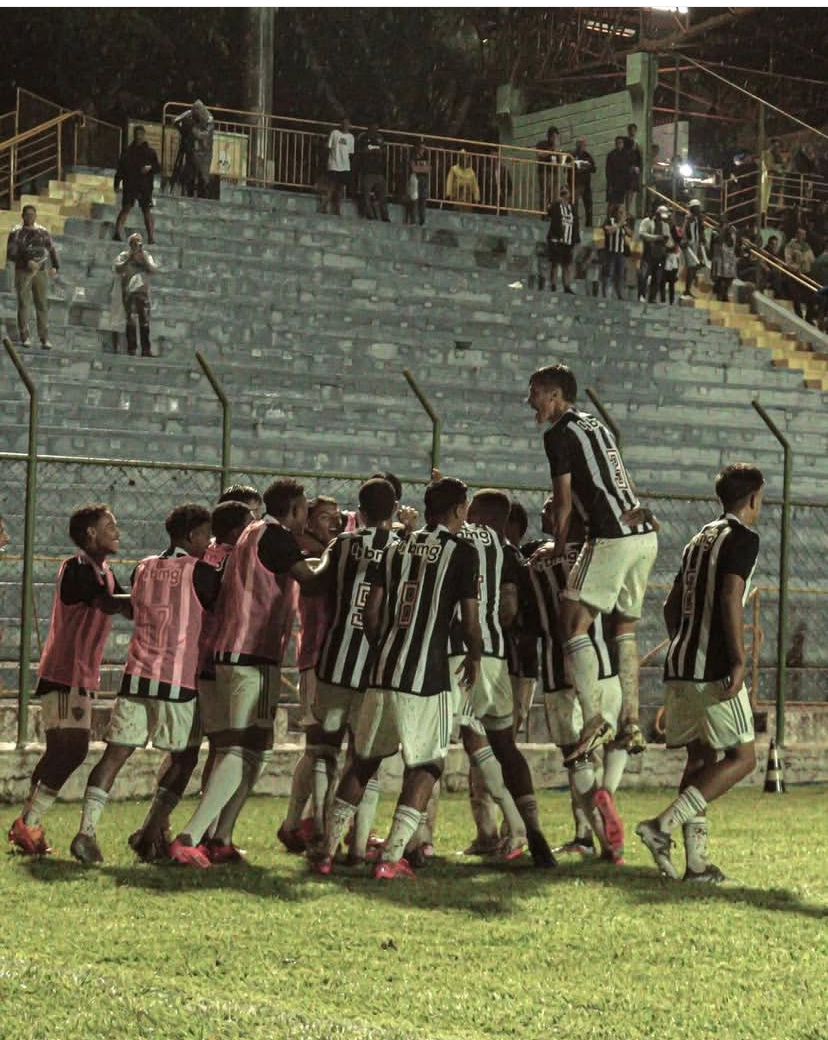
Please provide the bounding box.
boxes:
[657,786,708,834]
[572,799,593,841]
[214,749,263,845]
[79,786,109,838]
[283,751,315,829]
[601,747,629,794]
[140,786,180,834]
[23,783,59,828]
[468,763,499,841]
[615,633,640,721]
[423,780,440,845]
[312,746,339,834]
[179,747,244,844]
[563,636,602,723]
[383,804,423,864]
[471,746,525,840]
[325,797,358,859]
[515,794,541,832]
[683,814,710,872]
[352,776,380,859]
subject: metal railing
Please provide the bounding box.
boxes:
[160,101,575,217]
[0,110,83,209]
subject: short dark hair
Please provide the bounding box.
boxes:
[370,470,402,501]
[219,484,261,506]
[424,477,467,524]
[508,501,529,540]
[628,123,637,132]
[358,478,396,525]
[69,504,111,550]
[263,478,305,519]
[529,363,577,402]
[21,204,36,216]
[715,464,765,510]
[470,489,511,529]
[165,503,211,543]
[548,126,559,135]
[211,501,253,542]
[615,135,626,145]
[133,125,145,135]
[308,495,338,518]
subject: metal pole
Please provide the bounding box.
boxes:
[586,386,621,449]
[195,351,232,493]
[671,57,680,202]
[757,101,766,228]
[403,369,442,474]
[3,337,38,747]
[752,400,791,748]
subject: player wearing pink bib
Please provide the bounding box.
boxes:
[8,506,126,856]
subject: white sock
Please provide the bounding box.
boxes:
[23,783,59,827]
[657,786,708,834]
[567,770,592,839]
[383,804,423,864]
[80,786,109,838]
[214,749,264,845]
[615,633,640,721]
[352,776,381,858]
[683,814,710,873]
[563,635,602,722]
[284,751,314,829]
[471,746,525,840]
[601,747,629,794]
[324,797,358,859]
[468,763,499,841]
[570,760,599,842]
[179,748,244,844]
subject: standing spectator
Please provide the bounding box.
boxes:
[624,123,643,216]
[489,146,512,213]
[357,123,389,221]
[605,136,630,209]
[113,126,160,244]
[761,234,784,295]
[114,233,157,357]
[546,185,580,294]
[680,199,708,299]
[570,138,596,227]
[404,139,431,226]
[445,150,481,207]
[761,137,788,219]
[710,221,738,302]
[172,100,214,198]
[534,126,563,213]
[661,243,681,304]
[784,227,816,319]
[637,204,676,303]
[323,118,354,216]
[602,203,631,300]
[6,204,59,350]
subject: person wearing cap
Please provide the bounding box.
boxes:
[637,203,678,303]
[114,232,158,357]
[680,199,708,298]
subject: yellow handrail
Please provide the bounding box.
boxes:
[0,110,83,155]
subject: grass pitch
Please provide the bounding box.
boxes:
[1,788,826,1040]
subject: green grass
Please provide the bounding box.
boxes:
[1,788,827,1040]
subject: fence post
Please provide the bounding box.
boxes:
[586,386,622,448]
[196,351,232,492]
[403,369,442,474]
[752,400,792,748]
[3,337,38,747]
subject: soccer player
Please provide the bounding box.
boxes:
[8,506,127,855]
[527,363,658,761]
[169,479,328,868]
[449,490,556,867]
[218,483,265,521]
[70,504,216,864]
[315,477,482,879]
[637,464,762,882]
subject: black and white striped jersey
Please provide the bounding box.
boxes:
[529,541,615,694]
[544,409,654,540]
[664,514,760,683]
[604,221,629,254]
[316,527,396,692]
[504,540,539,679]
[448,524,519,660]
[369,525,479,697]
[547,201,577,245]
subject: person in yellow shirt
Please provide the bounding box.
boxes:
[446,150,481,206]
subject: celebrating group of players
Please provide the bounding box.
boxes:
[8,363,764,884]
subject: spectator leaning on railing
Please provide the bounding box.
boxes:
[323,118,354,217]
[445,150,480,207]
[534,126,563,213]
[6,204,59,350]
[405,139,431,226]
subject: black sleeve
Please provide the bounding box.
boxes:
[544,425,573,480]
[257,525,304,575]
[501,544,521,586]
[453,541,480,602]
[193,560,222,611]
[59,559,104,606]
[719,528,760,582]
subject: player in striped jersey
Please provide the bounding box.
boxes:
[71,504,218,864]
[527,363,659,762]
[315,477,481,879]
[637,465,762,883]
[8,506,128,856]
[450,490,556,867]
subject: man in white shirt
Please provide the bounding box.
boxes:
[324,118,354,216]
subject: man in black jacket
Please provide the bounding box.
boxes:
[570,138,596,227]
[546,186,581,294]
[605,136,630,208]
[113,127,160,243]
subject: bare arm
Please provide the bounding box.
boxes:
[456,597,482,689]
[362,584,385,647]
[549,474,572,550]
[290,550,332,595]
[720,573,747,698]
[663,580,682,640]
[499,582,518,632]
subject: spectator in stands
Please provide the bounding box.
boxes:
[113,127,160,244]
[6,204,59,350]
[809,200,828,255]
[661,242,681,305]
[637,204,676,303]
[624,123,643,215]
[357,123,389,221]
[570,138,596,227]
[601,203,631,300]
[546,184,580,294]
[445,150,481,207]
[323,118,354,217]
[534,126,563,213]
[791,142,817,178]
[710,221,738,302]
[761,137,788,218]
[680,199,708,299]
[114,233,157,357]
[761,234,784,295]
[404,139,431,226]
[606,135,630,208]
[784,227,816,319]
[172,100,214,198]
[489,146,512,213]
